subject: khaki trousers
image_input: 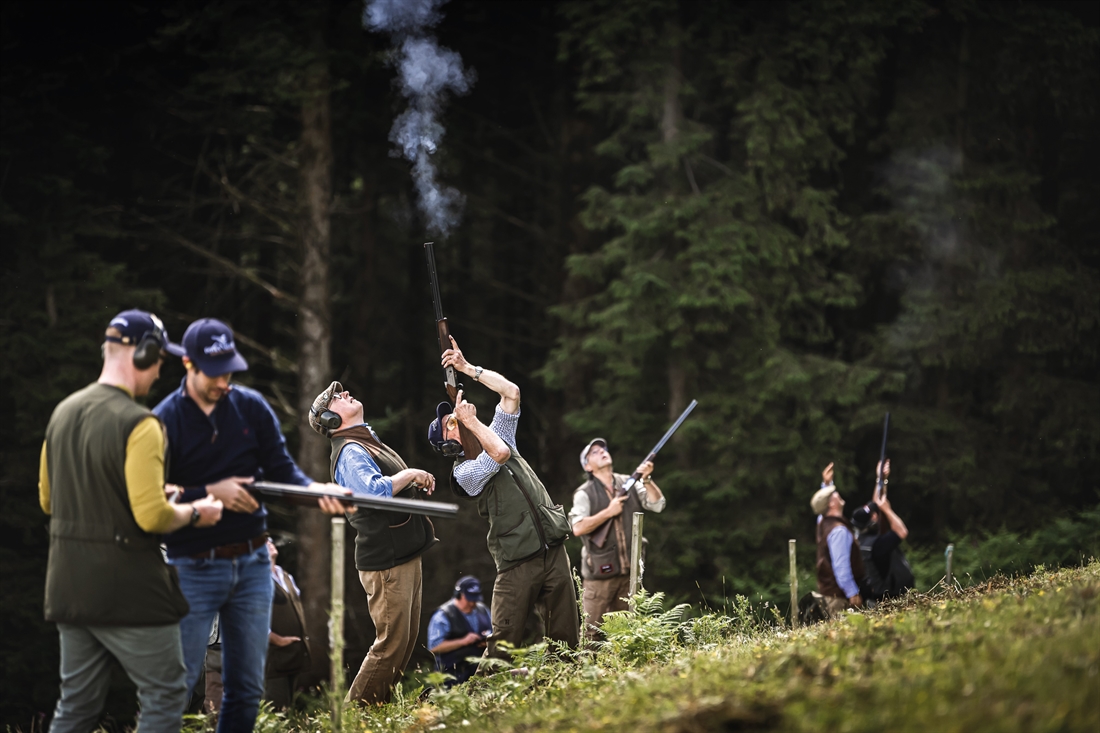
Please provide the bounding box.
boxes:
[346,557,422,705]
[488,544,579,659]
[581,575,632,640]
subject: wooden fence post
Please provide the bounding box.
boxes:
[628,512,644,611]
[789,539,798,630]
[945,543,954,590]
[330,516,346,729]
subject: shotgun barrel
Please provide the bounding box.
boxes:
[250,481,459,518]
[591,399,698,548]
[876,412,890,499]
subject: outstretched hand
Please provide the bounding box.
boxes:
[822,462,834,485]
[876,458,891,480]
[442,335,470,373]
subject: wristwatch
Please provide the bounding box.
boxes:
[189,506,201,526]
[473,366,483,382]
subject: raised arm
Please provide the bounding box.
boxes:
[442,336,520,415]
[453,390,511,464]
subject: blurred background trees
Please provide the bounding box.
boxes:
[2,0,1096,723]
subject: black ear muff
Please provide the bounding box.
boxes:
[318,410,342,431]
[132,333,163,370]
[434,439,463,458]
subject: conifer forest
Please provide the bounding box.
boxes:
[2,0,1097,723]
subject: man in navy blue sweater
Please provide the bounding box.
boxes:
[155,318,348,731]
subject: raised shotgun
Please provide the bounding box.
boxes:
[591,399,698,548]
[424,241,482,459]
[874,411,890,502]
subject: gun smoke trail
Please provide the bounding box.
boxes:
[365,0,475,237]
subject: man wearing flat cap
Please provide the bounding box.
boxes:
[569,439,665,639]
[154,317,349,731]
[427,575,492,685]
[811,462,865,618]
[310,380,438,705]
[40,310,224,731]
[426,336,578,657]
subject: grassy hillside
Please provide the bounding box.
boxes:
[213,560,1099,733]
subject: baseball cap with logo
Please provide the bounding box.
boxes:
[579,437,608,470]
[105,309,185,356]
[455,575,482,602]
[181,318,249,375]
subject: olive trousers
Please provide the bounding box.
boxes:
[487,544,579,659]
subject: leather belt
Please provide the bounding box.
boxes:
[192,533,269,560]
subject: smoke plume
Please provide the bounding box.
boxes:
[365,0,474,237]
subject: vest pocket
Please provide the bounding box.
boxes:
[587,544,621,576]
[495,511,541,562]
[536,503,571,544]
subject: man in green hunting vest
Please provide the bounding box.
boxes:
[310,381,438,705]
[39,309,224,732]
[427,336,579,658]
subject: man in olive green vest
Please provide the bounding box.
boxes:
[569,439,665,639]
[39,310,223,733]
[427,336,579,659]
[309,381,438,704]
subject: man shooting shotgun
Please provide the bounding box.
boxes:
[851,412,914,603]
[569,402,695,639]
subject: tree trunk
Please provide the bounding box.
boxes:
[295,50,335,685]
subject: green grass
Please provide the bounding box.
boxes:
[208,560,1099,733]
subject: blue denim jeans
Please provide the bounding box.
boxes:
[171,544,273,732]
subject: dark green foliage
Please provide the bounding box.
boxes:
[549,0,1099,608]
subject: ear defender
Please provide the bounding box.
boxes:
[132,332,163,370]
[318,410,342,431]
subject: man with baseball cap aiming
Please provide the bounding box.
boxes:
[308,380,438,705]
[39,309,224,731]
[427,336,578,657]
[154,317,349,730]
[810,462,865,617]
[427,575,492,686]
[568,439,665,639]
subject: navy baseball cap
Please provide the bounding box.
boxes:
[105,310,184,356]
[427,401,453,448]
[455,575,482,602]
[181,318,249,375]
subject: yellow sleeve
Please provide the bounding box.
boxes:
[39,441,51,515]
[125,417,176,533]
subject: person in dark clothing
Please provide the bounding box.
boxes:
[851,460,914,603]
[264,538,310,710]
[427,576,492,686]
[154,317,350,732]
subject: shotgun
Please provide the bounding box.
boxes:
[423,242,482,459]
[874,412,890,502]
[591,399,698,548]
[249,481,459,518]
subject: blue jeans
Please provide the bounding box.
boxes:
[171,544,273,732]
